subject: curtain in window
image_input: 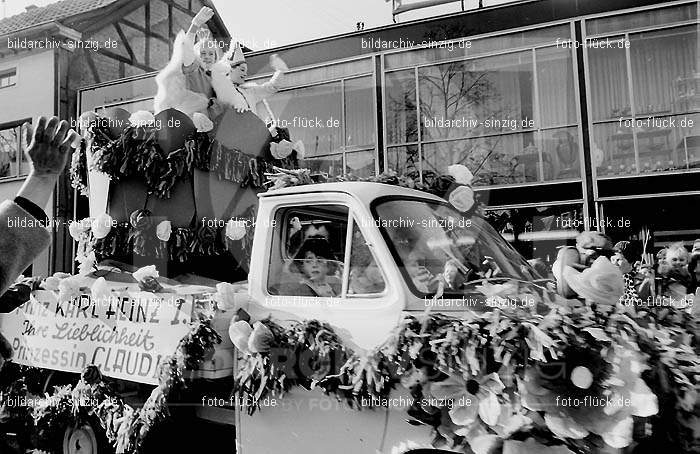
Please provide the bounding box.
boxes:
[630,26,697,115]
[344,76,375,148]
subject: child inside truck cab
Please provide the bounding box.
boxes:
[286,237,341,297]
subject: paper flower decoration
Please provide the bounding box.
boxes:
[57,276,82,302]
[90,276,110,302]
[248,321,274,353]
[448,185,475,212]
[129,110,155,127]
[192,112,213,132]
[270,139,293,159]
[519,343,658,449]
[91,213,113,239]
[213,282,245,311]
[68,218,90,240]
[225,219,247,241]
[447,164,474,185]
[77,251,96,274]
[229,320,253,354]
[429,372,505,428]
[563,256,624,304]
[132,265,159,282]
[156,220,172,242]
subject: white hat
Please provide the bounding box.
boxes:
[563,256,624,304]
[227,41,245,66]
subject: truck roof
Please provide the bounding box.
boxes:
[259,181,446,205]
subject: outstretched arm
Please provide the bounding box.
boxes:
[2,117,79,297]
[183,6,215,66]
[251,54,289,98]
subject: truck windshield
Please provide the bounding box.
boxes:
[373,198,539,297]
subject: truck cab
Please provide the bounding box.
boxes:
[220,181,543,454]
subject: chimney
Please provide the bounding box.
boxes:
[26,4,38,11]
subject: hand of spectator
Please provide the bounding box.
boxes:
[22,116,80,178]
[192,6,214,28]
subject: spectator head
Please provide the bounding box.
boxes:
[576,231,614,265]
[612,240,641,273]
[666,242,690,271]
[692,239,700,257]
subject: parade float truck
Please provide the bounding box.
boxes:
[0,107,695,454]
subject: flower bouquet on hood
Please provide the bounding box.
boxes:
[386,255,699,454]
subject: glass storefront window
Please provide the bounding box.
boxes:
[587,36,630,122]
[345,150,376,177]
[301,154,343,177]
[484,203,584,263]
[385,70,418,145]
[268,82,343,157]
[536,46,577,128]
[421,132,537,186]
[418,51,534,142]
[592,122,636,176]
[594,112,699,176]
[630,25,698,117]
[539,127,581,180]
[344,76,375,148]
[267,58,373,89]
[636,113,700,172]
[386,145,419,176]
[586,3,697,37]
[384,24,570,70]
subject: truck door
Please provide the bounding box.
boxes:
[238,198,430,453]
[257,199,404,350]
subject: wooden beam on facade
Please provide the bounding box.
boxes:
[98,49,154,72]
[119,19,170,44]
[84,50,101,84]
[114,23,136,61]
[80,0,149,36]
[161,0,195,18]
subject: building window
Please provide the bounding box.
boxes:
[484,203,584,263]
[586,13,699,176]
[266,70,377,178]
[0,123,27,179]
[0,68,17,88]
[385,29,582,187]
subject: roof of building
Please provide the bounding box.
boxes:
[0,0,119,35]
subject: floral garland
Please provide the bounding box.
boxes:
[229,279,699,454]
[265,164,480,216]
[70,114,299,199]
[67,209,256,272]
[230,318,352,415]
[0,313,221,454]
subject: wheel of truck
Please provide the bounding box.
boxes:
[63,423,98,454]
[62,417,111,454]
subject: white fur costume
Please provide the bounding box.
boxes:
[209,49,285,120]
[153,31,210,118]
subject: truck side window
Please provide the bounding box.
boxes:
[348,220,385,295]
[267,205,348,297]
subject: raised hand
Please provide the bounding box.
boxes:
[269,54,288,72]
[22,116,80,178]
[192,6,215,28]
